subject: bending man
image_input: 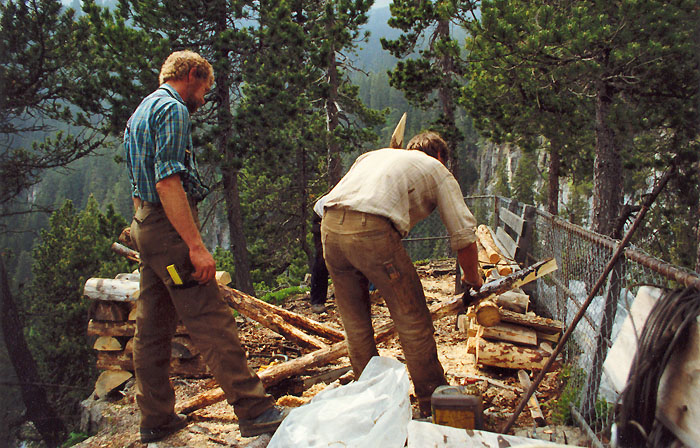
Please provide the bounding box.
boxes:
[319,131,482,415]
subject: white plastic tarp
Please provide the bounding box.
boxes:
[267,356,411,448]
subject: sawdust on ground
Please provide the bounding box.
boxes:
[74,259,588,448]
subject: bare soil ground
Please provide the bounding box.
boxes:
[74,259,590,447]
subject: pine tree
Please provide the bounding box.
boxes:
[0,0,116,211]
[23,197,129,426]
[381,0,475,172]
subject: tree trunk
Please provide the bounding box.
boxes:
[591,76,622,237]
[326,18,342,186]
[436,19,460,178]
[222,168,255,294]
[214,14,255,295]
[0,257,66,446]
[548,148,560,215]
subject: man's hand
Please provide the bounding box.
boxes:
[189,244,216,284]
[156,175,215,285]
[458,241,483,290]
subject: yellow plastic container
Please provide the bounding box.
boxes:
[431,385,483,430]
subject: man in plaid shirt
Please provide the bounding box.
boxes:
[124,50,288,443]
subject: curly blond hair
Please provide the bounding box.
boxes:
[159,50,214,85]
[406,131,450,162]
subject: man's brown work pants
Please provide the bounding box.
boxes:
[321,207,448,408]
[130,202,274,429]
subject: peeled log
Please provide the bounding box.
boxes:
[476,337,548,370]
[496,291,529,314]
[219,285,345,343]
[476,225,502,264]
[84,278,139,302]
[477,322,538,346]
[499,309,564,335]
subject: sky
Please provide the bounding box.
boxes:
[372,0,392,9]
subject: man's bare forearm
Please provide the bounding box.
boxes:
[458,242,483,288]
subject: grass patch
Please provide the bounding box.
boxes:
[259,286,309,306]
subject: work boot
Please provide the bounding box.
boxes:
[310,303,327,314]
[140,413,188,443]
[239,405,290,437]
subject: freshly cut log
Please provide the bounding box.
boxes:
[475,338,548,370]
[93,336,123,351]
[496,290,528,314]
[517,369,545,426]
[478,322,538,346]
[219,285,345,343]
[499,309,564,334]
[476,225,502,264]
[88,301,130,321]
[94,370,132,398]
[474,300,501,327]
[87,320,188,337]
[497,264,513,276]
[215,271,232,286]
[84,278,139,302]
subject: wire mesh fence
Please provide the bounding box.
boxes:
[403,194,700,446]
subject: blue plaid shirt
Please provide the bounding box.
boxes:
[124,84,209,203]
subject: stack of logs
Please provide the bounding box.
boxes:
[84,272,233,397]
[463,225,564,372]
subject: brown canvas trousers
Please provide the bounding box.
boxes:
[130,202,274,429]
[321,207,448,406]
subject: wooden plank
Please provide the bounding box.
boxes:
[517,370,546,426]
[499,207,525,237]
[656,316,700,447]
[496,227,518,260]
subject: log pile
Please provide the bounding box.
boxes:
[459,272,563,371]
[465,225,563,371]
[84,272,235,396]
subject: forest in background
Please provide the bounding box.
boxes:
[1,0,698,445]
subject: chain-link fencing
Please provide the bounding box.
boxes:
[403,194,700,447]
